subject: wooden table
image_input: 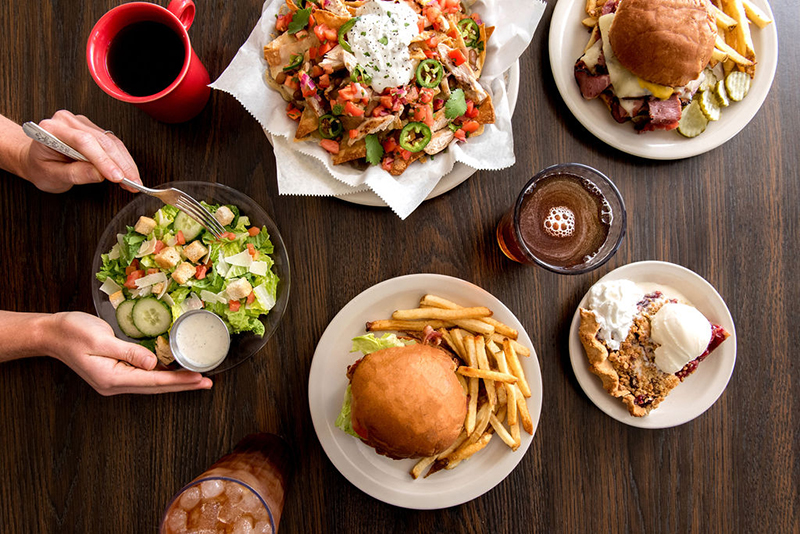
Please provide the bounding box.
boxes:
[1,1,797,532]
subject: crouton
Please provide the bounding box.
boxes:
[109,290,125,309]
[183,240,209,263]
[226,278,253,300]
[171,262,196,285]
[154,246,181,270]
[155,336,175,366]
[214,206,235,226]
[134,216,157,235]
[152,282,165,296]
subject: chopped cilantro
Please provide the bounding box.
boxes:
[404,22,410,27]
[379,36,389,45]
[365,134,384,165]
[445,89,467,119]
[332,104,345,116]
[287,8,311,34]
[361,32,366,36]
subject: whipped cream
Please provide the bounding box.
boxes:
[586,279,643,350]
[650,303,712,374]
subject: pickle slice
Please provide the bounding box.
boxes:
[714,80,730,107]
[699,90,721,121]
[677,99,709,138]
[699,67,718,92]
[725,71,751,102]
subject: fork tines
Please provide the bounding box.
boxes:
[173,194,225,239]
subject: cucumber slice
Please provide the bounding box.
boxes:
[677,100,709,138]
[116,300,145,339]
[725,71,750,102]
[714,80,730,108]
[131,297,172,337]
[173,210,204,241]
[698,90,721,121]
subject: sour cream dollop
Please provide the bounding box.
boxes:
[348,0,420,93]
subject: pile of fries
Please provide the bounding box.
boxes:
[582,0,772,78]
[366,294,535,479]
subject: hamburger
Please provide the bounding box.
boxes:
[574,0,717,131]
[335,337,467,460]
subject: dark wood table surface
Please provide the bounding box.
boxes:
[1,0,797,532]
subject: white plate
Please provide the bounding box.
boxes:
[568,261,737,428]
[308,274,543,509]
[549,0,778,160]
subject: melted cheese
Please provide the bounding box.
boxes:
[598,14,649,99]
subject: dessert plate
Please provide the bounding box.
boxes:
[568,261,737,428]
[308,274,543,509]
[549,0,777,160]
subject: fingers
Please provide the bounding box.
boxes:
[110,339,158,370]
[38,110,141,187]
[105,364,214,395]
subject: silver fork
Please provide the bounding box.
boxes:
[22,122,226,239]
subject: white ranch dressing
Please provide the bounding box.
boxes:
[171,310,230,372]
[348,0,420,93]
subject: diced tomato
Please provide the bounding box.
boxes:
[454,128,467,141]
[176,230,185,245]
[419,88,435,104]
[413,107,426,122]
[124,270,145,289]
[319,139,340,154]
[417,17,425,32]
[248,226,261,237]
[247,243,258,259]
[463,120,480,133]
[294,29,308,40]
[318,74,331,88]
[401,149,412,161]
[154,240,165,253]
[301,85,316,98]
[276,13,291,32]
[466,100,479,119]
[423,49,435,59]
[286,104,302,121]
[246,291,256,305]
[380,95,394,109]
[382,136,398,153]
[146,268,159,275]
[448,48,466,66]
[324,27,337,42]
[425,6,441,23]
[222,231,237,240]
[125,259,140,276]
[195,265,208,280]
[318,41,333,56]
[447,27,458,39]
[283,76,299,91]
[338,85,356,101]
[321,63,334,75]
[424,105,434,127]
[345,101,364,117]
[309,47,318,61]
[426,36,439,48]
[349,129,359,139]
[381,157,394,172]
[313,24,327,42]
[311,65,323,78]
[229,300,241,312]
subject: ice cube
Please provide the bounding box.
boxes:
[238,491,263,514]
[253,520,273,534]
[225,481,246,503]
[218,501,237,525]
[165,508,188,532]
[179,486,201,510]
[197,502,221,529]
[200,479,225,499]
[232,516,254,534]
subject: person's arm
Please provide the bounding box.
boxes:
[0,111,142,193]
[0,311,212,395]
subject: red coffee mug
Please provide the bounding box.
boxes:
[86,0,210,123]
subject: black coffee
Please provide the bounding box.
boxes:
[107,21,185,97]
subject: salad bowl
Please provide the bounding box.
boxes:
[91,181,290,374]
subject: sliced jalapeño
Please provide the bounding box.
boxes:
[283,53,304,72]
[318,114,343,139]
[457,18,480,48]
[399,122,432,152]
[416,59,444,89]
[338,17,360,54]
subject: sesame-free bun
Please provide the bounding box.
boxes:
[609,0,716,87]
[349,344,467,460]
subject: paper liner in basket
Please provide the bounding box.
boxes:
[210,0,546,219]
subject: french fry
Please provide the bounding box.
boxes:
[475,336,496,407]
[489,412,517,450]
[491,333,530,356]
[458,366,518,384]
[366,319,451,332]
[463,335,480,434]
[420,294,511,337]
[710,4,738,31]
[450,328,469,361]
[506,378,518,426]
[411,431,467,479]
[467,401,493,445]
[496,380,507,407]
[743,0,772,29]
[456,372,468,396]
[581,16,598,29]
[715,35,754,67]
[720,0,755,72]
[411,456,436,480]
[392,306,492,321]
[515,384,534,434]
[711,47,729,64]
[481,317,518,340]
[503,339,531,398]
[453,318,495,335]
[443,432,492,464]
[510,417,521,449]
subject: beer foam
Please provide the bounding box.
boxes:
[543,206,575,238]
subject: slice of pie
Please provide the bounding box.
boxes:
[579,287,729,417]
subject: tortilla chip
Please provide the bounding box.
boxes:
[390,151,425,176]
[314,10,351,31]
[295,106,319,140]
[476,94,495,125]
[332,138,366,165]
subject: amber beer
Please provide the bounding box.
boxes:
[497,164,626,274]
[161,433,292,534]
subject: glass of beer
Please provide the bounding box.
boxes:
[496,163,626,274]
[160,433,292,534]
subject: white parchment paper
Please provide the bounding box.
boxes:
[211,0,546,219]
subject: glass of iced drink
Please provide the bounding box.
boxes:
[496,163,626,274]
[160,433,292,534]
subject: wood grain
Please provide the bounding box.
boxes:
[0,0,797,532]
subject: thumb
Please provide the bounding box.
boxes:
[109,339,158,370]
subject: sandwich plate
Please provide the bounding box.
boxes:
[549,0,777,160]
[308,274,543,509]
[568,261,737,428]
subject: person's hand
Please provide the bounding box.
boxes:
[20,110,142,193]
[45,311,212,396]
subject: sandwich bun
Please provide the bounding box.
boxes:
[349,344,467,460]
[609,0,717,87]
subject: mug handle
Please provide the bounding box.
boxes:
[167,0,196,30]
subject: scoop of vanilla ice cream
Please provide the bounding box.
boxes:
[587,279,644,351]
[650,303,712,374]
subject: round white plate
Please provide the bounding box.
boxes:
[308,274,543,509]
[549,0,778,160]
[568,261,737,428]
